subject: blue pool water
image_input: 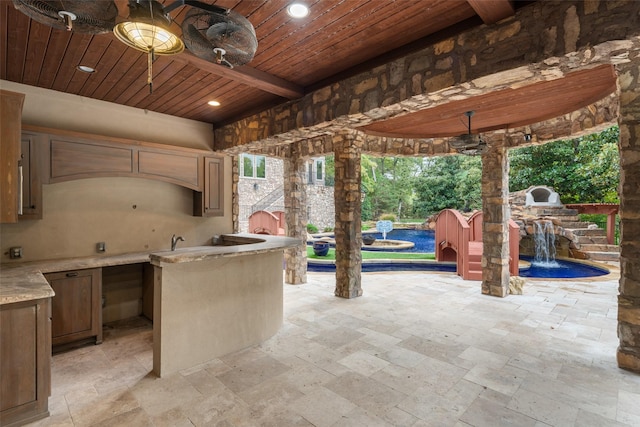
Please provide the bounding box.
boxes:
[519,257,608,278]
[310,229,610,278]
[365,229,435,253]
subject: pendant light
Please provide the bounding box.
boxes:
[113,0,184,93]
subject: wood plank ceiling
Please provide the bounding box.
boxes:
[1,0,525,128]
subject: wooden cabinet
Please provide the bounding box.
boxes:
[47,134,204,190]
[138,149,201,189]
[0,90,25,223]
[45,268,103,348]
[19,126,226,217]
[194,156,224,217]
[19,132,46,220]
[0,297,51,426]
[50,138,133,181]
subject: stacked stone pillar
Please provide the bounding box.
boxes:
[283,152,307,285]
[333,131,363,298]
[231,155,240,233]
[617,60,640,373]
[481,137,511,297]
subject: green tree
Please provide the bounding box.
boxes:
[361,155,422,220]
[412,155,482,217]
[509,126,619,203]
[324,155,335,186]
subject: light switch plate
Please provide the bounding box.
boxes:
[96,242,106,252]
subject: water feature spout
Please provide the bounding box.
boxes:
[533,220,558,266]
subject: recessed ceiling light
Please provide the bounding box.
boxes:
[287,3,309,18]
[208,100,221,107]
[77,65,95,73]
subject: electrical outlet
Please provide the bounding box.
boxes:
[96,242,106,252]
[9,247,22,259]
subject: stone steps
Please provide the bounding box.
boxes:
[585,251,620,262]
[546,215,618,263]
[560,221,595,229]
[566,227,607,236]
[579,243,619,252]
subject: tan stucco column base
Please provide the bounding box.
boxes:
[283,154,308,285]
[334,131,363,299]
[481,138,510,297]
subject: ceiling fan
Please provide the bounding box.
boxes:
[11,0,258,91]
[11,0,119,33]
[449,110,486,155]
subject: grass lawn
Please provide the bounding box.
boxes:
[307,247,435,260]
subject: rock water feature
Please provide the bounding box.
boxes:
[533,220,559,266]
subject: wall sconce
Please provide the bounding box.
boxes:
[524,134,532,142]
[253,183,259,191]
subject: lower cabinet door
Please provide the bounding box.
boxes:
[45,268,102,347]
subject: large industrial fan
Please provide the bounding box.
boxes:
[11,0,119,33]
[12,0,257,66]
[11,0,259,92]
[180,6,258,68]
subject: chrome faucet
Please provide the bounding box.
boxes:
[171,234,184,251]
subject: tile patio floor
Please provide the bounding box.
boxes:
[28,268,640,426]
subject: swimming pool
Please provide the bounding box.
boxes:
[309,228,611,278]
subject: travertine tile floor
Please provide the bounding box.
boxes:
[28,269,640,427]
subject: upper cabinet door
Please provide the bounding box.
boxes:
[0,90,25,224]
[19,132,46,220]
[194,156,224,217]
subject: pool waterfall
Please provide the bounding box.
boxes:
[533,220,559,266]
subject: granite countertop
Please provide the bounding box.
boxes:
[0,234,301,305]
[149,233,300,266]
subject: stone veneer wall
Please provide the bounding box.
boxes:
[617,59,640,372]
[238,156,284,232]
[306,184,335,231]
[237,156,335,232]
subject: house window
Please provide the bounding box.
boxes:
[241,154,266,178]
[307,158,325,184]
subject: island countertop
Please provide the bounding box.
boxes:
[149,233,300,266]
[0,234,301,305]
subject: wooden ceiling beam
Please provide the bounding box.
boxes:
[466,0,515,24]
[171,51,304,100]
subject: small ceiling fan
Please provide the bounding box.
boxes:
[449,111,486,155]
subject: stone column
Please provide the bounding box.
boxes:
[231,155,240,233]
[283,151,307,285]
[617,60,640,373]
[481,136,510,297]
[333,131,363,298]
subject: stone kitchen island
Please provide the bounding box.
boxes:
[0,233,299,425]
[148,233,299,377]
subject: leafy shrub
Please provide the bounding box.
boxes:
[379,213,396,222]
[323,227,334,232]
[306,223,319,233]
